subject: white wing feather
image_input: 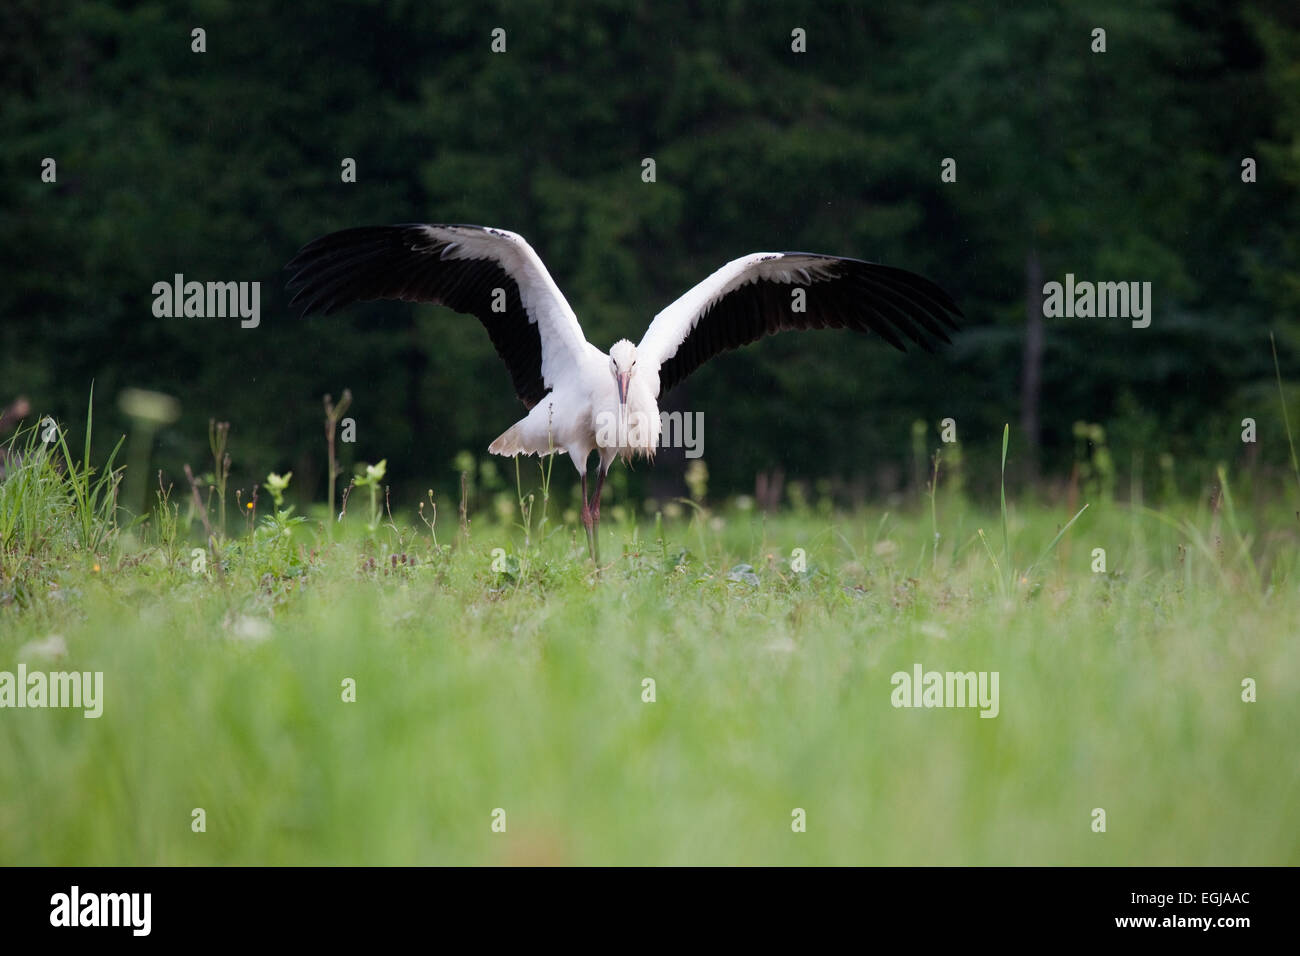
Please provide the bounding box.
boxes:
[637,252,840,379]
[424,225,593,389]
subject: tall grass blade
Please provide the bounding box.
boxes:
[1027,503,1089,574]
[1000,423,1010,567]
[1270,332,1300,500]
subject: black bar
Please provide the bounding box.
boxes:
[0,866,1284,941]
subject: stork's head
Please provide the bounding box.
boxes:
[609,339,638,405]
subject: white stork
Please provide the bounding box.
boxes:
[286,224,961,555]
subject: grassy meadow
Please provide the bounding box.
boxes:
[0,411,1297,866]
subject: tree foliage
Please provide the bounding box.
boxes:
[2,0,1297,505]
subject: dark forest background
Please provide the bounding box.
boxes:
[3,0,1299,512]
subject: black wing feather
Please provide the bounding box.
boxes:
[285,225,548,409]
[656,254,962,396]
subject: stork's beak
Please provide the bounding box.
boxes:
[616,372,630,405]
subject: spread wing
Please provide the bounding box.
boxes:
[638,252,962,397]
[286,224,590,408]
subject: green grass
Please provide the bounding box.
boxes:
[0,415,1298,864]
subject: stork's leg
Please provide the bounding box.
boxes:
[580,471,592,529]
[589,463,609,565]
[591,464,608,525]
[579,470,596,561]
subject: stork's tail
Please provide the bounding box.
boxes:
[488,423,528,457]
